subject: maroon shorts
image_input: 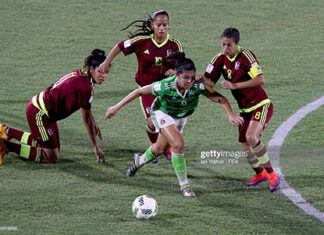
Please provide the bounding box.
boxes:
[139,94,156,119]
[238,102,273,143]
[26,99,60,149]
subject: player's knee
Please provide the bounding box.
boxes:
[246,134,259,147]
[171,140,184,154]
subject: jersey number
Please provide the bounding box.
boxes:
[254,112,261,120]
[155,57,163,66]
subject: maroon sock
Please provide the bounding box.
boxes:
[146,131,158,144]
[7,127,34,145]
[5,141,37,161]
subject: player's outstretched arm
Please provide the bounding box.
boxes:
[105,85,152,119]
[98,44,121,73]
[82,108,105,163]
[205,86,244,127]
[196,75,216,87]
[221,74,265,90]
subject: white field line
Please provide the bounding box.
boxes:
[268,96,324,223]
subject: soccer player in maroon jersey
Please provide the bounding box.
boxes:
[98,10,183,162]
[0,49,108,164]
[198,27,280,192]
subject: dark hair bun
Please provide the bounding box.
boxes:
[91,49,106,57]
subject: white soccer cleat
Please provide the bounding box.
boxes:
[181,187,196,197]
[126,152,142,177]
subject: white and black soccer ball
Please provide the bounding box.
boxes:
[132,195,158,219]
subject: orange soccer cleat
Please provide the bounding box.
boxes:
[0,138,7,165]
[268,172,280,192]
[0,123,9,140]
[245,169,269,187]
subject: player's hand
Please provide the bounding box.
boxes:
[93,122,102,140]
[221,80,236,89]
[195,75,204,82]
[94,146,105,163]
[98,62,109,74]
[228,114,244,127]
[105,105,119,119]
[165,69,176,77]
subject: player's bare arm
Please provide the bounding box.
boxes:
[82,108,105,163]
[98,44,121,73]
[196,74,216,87]
[105,85,152,119]
[221,74,265,90]
[205,86,243,127]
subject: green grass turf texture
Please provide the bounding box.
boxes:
[1,0,324,233]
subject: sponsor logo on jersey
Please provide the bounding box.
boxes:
[153,83,161,92]
[235,62,240,70]
[144,49,150,54]
[206,64,214,73]
[181,100,187,106]
[146,107,151,114]
[47,128,53,136]
[223,65,227,70]
[124,40,131,48]
[167,49,172,56]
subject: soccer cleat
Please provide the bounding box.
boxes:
[165,148,172,161]
[245,170,269,187]
[152,157,159,164]
[268,172,280,192]
[0,138,7,165]
[126,152,142,177]
[0,123,9,140]
[181,187,196,197]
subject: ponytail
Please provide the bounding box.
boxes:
[121,10,169,39]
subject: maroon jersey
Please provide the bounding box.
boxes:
[36,69,94,121]
[204,47,269,112]
[118,34,183,86]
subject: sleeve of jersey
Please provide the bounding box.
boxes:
[117,39,135,56]
[198,83,207,95]
[151,81,163,96]
[204,55,222,83]
[244,51,263,78]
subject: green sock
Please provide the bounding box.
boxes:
[171,152,189,188]
[137,146,158,167]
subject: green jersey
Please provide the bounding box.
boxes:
[151,75,207,119]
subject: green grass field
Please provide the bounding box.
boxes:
[1,0,324,233]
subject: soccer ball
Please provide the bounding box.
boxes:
[132,195,158,219]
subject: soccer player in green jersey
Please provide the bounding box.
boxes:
[105,53,243,197]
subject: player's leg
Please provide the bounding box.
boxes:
[140,95,159,143]
[0,123,36,145]
[246,103,279,192]
[126,133,169,177]
[160,124,195,197]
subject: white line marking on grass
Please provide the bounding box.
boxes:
[268,96,324,223]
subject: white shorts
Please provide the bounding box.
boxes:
[151,110,187,133]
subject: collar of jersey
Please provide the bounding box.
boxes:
[81,68,95,88]
[226,46,242,62]
[175,77,190,99]
[150,34,170,48]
